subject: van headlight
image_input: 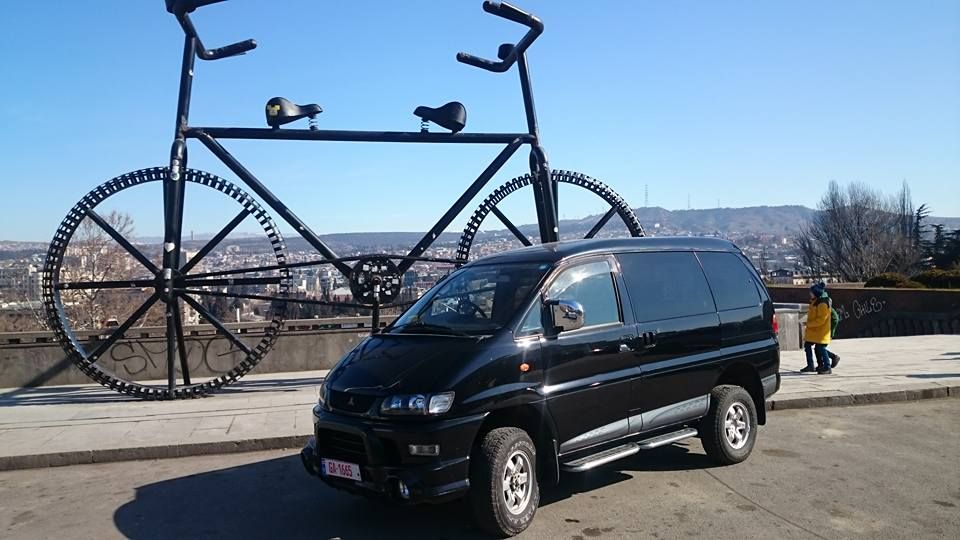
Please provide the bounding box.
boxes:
[380,392,455,416]
[317,381,328,408]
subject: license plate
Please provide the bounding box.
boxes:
[321,458,362,482]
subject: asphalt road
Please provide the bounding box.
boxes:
[1,399,958,540]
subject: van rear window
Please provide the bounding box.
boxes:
[616,252,715,322]
[697,251,761,311]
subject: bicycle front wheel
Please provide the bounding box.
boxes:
[42,167,290,399]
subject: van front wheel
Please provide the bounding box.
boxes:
[469,427,539,537]
[701,385,758,465]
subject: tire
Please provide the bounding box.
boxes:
[469,427,540,537]
[701,385,758,465]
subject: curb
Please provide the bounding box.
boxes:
[0,434,311,472]
[765,384,960,411]
[2,386,958,472]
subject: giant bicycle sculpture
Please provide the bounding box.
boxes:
[42,0,644,399]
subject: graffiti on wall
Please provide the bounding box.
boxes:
[834,296,887,322]
[108,337,247,376]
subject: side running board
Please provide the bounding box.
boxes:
[637,427,698,450]
[560,427,698,473]
[561,443,640,472]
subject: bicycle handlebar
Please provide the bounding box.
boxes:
[165,0,256,61]
[201,38,257,60]
[165,0,227,14]
[483,0,538,27]
[457,1,543,73]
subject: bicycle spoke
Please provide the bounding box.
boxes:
[180,294,253,355]
[490,206,532,246]
[172,300,191,385]
[84,293,161,362]
[86,209,160,274]
[179,288,367,309]
[584,207,618,239]
[180,209,248,274]
[181,276,283,287]
[57,278,156,291]
[184,254,459,280]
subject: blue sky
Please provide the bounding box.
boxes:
[1,0,957,242]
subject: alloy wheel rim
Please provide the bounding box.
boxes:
[724,402,751,450]
[502,450,532,515]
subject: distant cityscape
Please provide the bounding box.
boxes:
[3,204,958,332]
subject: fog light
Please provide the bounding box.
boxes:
[397,480,411,499]
[408,444,440,456]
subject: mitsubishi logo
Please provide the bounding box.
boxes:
[347,396,356,407]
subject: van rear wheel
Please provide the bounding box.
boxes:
[701,385,758,465]
[469,427,539,537]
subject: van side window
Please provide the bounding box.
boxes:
[523,260,620,331]
[616,252,715,322]
[697,251,761,311]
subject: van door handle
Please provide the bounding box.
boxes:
[620,332,655,352]
[639,331,657,349]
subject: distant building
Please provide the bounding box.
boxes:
[768,268,796,284]
[0,266,42,301]
[769,268,841,285]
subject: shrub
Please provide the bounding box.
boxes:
[864,273,925,288]
[911,269,960,289]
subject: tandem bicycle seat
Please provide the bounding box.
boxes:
[414,101,467,133]
[265,97,323,128]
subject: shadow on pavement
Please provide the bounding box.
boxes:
[906,373,960,379]
[0,385,139,407]
[543,441,715,506]
[113,443,711,539]
[0,376,322,407]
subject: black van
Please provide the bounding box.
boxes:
[302,237,780,536]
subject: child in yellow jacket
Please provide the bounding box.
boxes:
[801,282,834,374]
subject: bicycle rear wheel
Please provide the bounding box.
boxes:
[456,169,644,263]
[42,167,290,399]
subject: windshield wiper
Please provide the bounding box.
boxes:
[389,322,474,337]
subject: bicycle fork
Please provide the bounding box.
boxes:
[160,35,199,391]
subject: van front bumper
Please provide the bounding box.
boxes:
[301,406,486,504]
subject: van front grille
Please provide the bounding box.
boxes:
[315,428,368,465]
[329,391,376,414]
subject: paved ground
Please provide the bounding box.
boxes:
[1,399,957,539]
[0,335,958,469]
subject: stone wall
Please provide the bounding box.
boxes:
[0,317,390,389]
[769,286,960,339]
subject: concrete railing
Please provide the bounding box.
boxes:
[6,287,956,389]
[773,304,804,351]
[769,286,960,339]
[0,317,393,389]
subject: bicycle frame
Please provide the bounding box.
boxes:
[164,9,560,295]
[41,1,643,398]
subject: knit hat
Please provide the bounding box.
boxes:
[810,282,827,297]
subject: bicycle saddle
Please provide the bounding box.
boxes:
[414,101,467,133]
[265,97,323,128]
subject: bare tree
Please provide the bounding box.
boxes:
[795,181,923,282]
[59,211,162,329]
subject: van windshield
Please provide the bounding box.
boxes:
[388,262,550,336]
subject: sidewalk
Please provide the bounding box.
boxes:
[1,335,957,471]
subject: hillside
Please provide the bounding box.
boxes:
[558,205,816,236]
[5,206,958,252]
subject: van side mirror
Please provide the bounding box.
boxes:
[544,299,585,336]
